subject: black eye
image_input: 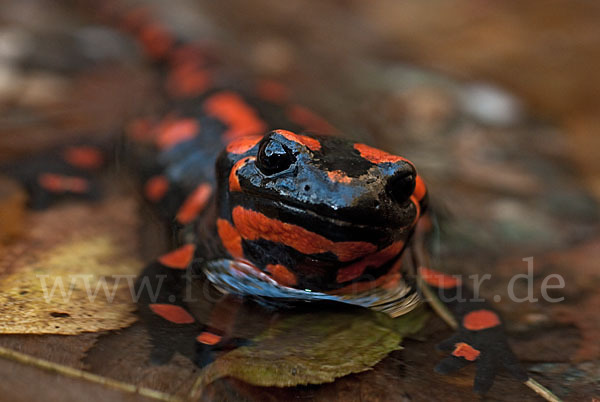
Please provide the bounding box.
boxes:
[387,172,416,204]
[256,138,296,176]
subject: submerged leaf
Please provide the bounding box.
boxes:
[0,198,140,334]
[198,305,428,388]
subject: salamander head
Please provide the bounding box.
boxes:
[214,129,427,292]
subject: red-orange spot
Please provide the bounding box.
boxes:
[226,136,263,154]
[158,244,195,269]
[232,206,377,262]
[176,183,212,224]
[203,91,267,142]
[168,43,207,67]
[38,173,89,194]
[217,219,244,258]
[336,241,404,283]
[463,310,501,331]
[411,195,421,225]
[126,117,156,142]
[166,64,211,98]
[156,118,199,150]
[452,342,481,361]
[266,264,298,286]
[62,146,104,170]
[419,266,460,289]
[196,331,222,345]
[144,175,169,202]
[286,104,337,135]
[354,143,411,164]
[413,175,427,202]
[327,170,352,184]
[255,79,290,103]
[119,6,151,32]
[138,23,173,60]
[229,156,254,192]
[149,304,195,324]
[273,129,321,151]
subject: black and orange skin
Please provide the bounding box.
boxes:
[14,2,527,394]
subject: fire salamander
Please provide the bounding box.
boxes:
[11,1,547,397]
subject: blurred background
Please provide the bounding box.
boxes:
[0,0,598,400]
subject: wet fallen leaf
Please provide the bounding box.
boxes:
[195,306,428,389]
[0,197,140,334]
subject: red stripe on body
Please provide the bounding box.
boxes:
[452,342,481,361]
[176,183,212,224]
[327,170,352,184]
[203,91,267,142]
[228,156,255,192]
[231,206,377,262]
[419,266,460,289]
[217,219,244,258]
[463,310,501,331]
[149,304,195,324]
[266,264,298,286]
[62,146,104,170]
[156,118,199,150]
[158,244,196,269]
[196,331,222,345]
[336,241,404,283]
[226,136,262,154]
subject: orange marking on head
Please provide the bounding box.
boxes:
[273,129,321,151]
[38,173,89,194]
[158,244,195,269]
[255,79,290,103]
[286,104,337,135]
[149,304,195,324]
[156,118,199,150]
[327,170,352,184]
[62,146,104,170]
[462,310,501,331]
[138,23,173,60]
[196,331,222,345]
[353,143,410,164]
[229,156,254,192]
[217,219,244,258]
[413,175,427,202]
[336,241,404,283]
[203,91,267,142]
[266,264,298,286]
[226,136,262,154]
[232,206,377,262]
[144,175,169,202]
[452,342,480,361]
[419,266,460,289]
[176,183,212,224]
[166,64,211,98]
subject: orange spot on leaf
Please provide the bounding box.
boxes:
[463,310,501,331]
[232,206,376,262]
[452,342,481,361]
[149,304,195,324]
[158,244,195,269]
[176,183,212,224]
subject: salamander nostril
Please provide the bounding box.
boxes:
[387,173,416,204]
